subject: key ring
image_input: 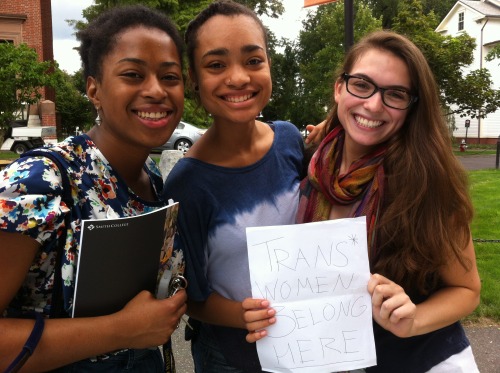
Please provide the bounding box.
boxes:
[167,274,188,297]
[167,274,193,330]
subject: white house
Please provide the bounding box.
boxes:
[436,0,500,145]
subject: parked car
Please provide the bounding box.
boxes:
[152,121,206,153]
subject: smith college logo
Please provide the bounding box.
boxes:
[86,222,128,230]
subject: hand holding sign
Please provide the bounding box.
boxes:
[246,217,376,373]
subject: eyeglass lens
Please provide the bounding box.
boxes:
[346,75,412,110]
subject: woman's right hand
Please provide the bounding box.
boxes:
[242,298,275,343]
[0,230,188,371]
[116,289,187,349]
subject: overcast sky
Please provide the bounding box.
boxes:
[51,0,309,74]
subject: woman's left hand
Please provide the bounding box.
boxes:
[368,273,417,338]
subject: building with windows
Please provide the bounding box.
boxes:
[436,0,500,145]
[0,0,56,130]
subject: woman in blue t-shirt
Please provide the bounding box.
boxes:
[163,1,304,372]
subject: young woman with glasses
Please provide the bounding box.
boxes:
[243,30,480,372]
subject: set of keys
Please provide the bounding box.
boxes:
[167,274,193,330]
[166,274,188,297]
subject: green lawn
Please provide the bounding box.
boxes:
[468,170,500,324]
[0,151,19,160]
[453,144,497,156]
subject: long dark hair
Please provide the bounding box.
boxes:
[325,30,473,295]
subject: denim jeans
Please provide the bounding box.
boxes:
[52,348,164,372]
[191,323,252,373]
[191,323,365,373]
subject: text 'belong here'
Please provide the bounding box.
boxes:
[246,217,377,373]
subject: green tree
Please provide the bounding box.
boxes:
[294,1,382,127]
[365,0,455,28]
[54,70,94,138]
[263,35,300,124]
[421,0,456,22]
[67,0,285,128]
[74,0,284,36]
[486,44,500,65]
[0,43,61,128]
[364,0,399,28]
[392,0,500,119]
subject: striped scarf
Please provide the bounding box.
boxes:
[297,126,387,260]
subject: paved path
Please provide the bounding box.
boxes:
[170,154,500,373]
[463,323,500,373]
[171,323,500,373]
[456,153,498,170]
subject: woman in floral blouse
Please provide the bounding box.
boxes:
[0,5,187,372]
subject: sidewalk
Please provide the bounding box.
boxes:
[456,153,498,170]
[464,321,500,373]
[171,323,500,373]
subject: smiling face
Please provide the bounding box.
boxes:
[190,14,272,126]
[87,26,184,151]
[334,48,411,158]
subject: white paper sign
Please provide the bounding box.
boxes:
[246,217,376,373]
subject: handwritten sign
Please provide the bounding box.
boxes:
[246,217,376,373]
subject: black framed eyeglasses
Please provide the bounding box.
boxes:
[342,73,418,110]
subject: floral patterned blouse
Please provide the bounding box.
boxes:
[0,134,165,317]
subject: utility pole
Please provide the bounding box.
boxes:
[304,0,354,51]
[344,0,354,51]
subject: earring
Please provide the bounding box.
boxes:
[194,85,199,92]
[95,106,101,126]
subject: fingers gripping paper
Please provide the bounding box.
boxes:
[246,217,376,373]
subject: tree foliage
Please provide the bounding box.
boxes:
[0,43,61,128]
[54,70,94,137]
[366,0,455,28]
[286,1,381,127]
[392,0,500,119]
[67,0,285,128]
[264,37,300,124]
[74,0,283,37]
[59,0,499,131]
[486,44,500,65]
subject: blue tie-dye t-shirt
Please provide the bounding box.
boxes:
[164,121,304,302]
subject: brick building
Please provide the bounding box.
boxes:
[0,0,56,130]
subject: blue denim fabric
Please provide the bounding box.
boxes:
[190,323,366,373]
[191,324,249,373]
[52,348,164,372]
